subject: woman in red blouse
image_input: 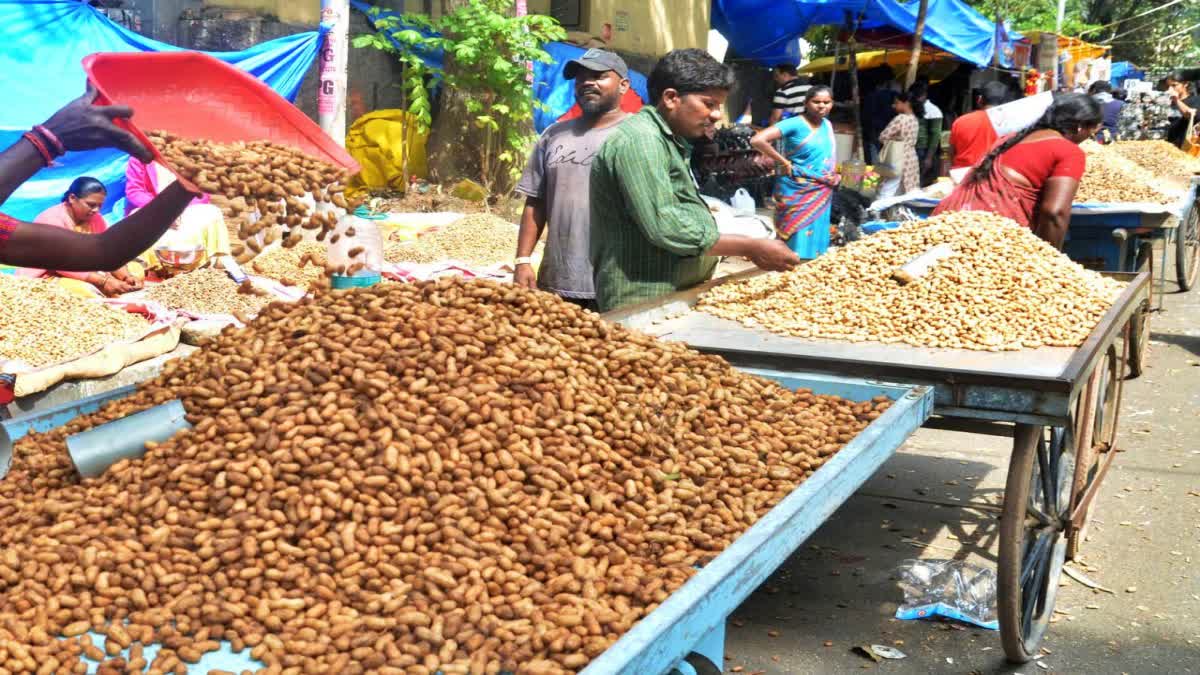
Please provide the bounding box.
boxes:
[934,94,1103,248]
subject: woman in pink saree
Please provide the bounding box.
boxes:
[19,177,141,297]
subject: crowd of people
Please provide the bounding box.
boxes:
[511,51,1199,315]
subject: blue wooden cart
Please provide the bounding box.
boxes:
[605,267,1149,665]
[0,363,933,674]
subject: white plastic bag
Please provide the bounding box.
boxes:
[731,188,756,216]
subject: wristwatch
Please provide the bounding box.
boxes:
[514,256,533,266]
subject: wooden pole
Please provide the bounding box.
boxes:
[905,0,929,88]
[845,12,863,160]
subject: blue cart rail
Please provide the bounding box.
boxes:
[585,371,933,675]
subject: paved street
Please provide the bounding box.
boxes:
[726,249,1200,675]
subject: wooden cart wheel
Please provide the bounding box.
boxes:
[667,652,722,675]
[1067,344,1122,559]
[1176,199,1200,291]
[998,424,1073,663]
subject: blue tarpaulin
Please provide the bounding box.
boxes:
[351,1,649,133]
[712,0,1011,68]
[1110,61,1144,87]
[0,0,325,222]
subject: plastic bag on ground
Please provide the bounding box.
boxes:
[894,559,999,630]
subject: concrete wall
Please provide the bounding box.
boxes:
[158,2,407,133]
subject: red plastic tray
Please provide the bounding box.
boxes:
[82,51,360,183]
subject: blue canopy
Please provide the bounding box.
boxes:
[712,0,1011,68]
[351,1,649,133]
[0,0,325,222]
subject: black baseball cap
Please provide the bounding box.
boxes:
[564,49,629,80]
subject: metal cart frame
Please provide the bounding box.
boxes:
[604,268,1149,663]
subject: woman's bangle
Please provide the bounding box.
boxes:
[21,132,55,167]
[32,125,65,156]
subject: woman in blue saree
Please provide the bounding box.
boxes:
[750,86,839,258]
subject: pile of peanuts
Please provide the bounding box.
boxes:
[248,242,328,290]
[386,214,533,268]
[0,278,887,674]
[1112,140,1200,189]
[699,212,1125,351]
[147,131,359,265]
[1077,140,1181,204]
[0,276,149,368]
[143,268,275,319]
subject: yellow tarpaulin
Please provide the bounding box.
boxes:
[1023,31,1109,62]
[346,109,429,198]
[801,49,959,83]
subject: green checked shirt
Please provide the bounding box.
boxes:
[589,107,720,312]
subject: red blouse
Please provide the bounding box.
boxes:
[996,136,1086,185]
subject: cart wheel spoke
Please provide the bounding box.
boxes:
[1036,437,1055,515]
[1019,528,1054,588]
[1020,532,1054,639]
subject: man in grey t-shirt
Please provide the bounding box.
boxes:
[514,49,632,310]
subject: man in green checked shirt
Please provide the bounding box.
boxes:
[589,49,800,312]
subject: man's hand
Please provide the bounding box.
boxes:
[514,263,537,290]
[41,85,153,162]
[748,239,801,272]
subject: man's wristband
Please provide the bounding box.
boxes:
[514,256,533,266]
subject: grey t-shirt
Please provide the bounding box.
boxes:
[516,117,625,298]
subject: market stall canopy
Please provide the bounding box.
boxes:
[712,0,1015,68]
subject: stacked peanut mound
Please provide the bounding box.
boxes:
[1077,140,1181,204]
[0,278,888,674]
[0,276,149,368]
[699,211,1124,351]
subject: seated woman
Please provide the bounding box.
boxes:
[126,156,230,270]
[933,94,1102,249]
[18,177,142,297]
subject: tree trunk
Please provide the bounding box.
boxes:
[905,0,929,88]
[423,0,532,196]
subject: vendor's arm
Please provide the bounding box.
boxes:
[1,183,194,271]
[0,87,153,206]
[1032,176,1077,249]
[513,197,546,289]
[750,126,791,174]
[708,235,799,272]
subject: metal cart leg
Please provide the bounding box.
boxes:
[1126,245,1152,378]
[666,623,724,675]
[998,424,1072,663]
